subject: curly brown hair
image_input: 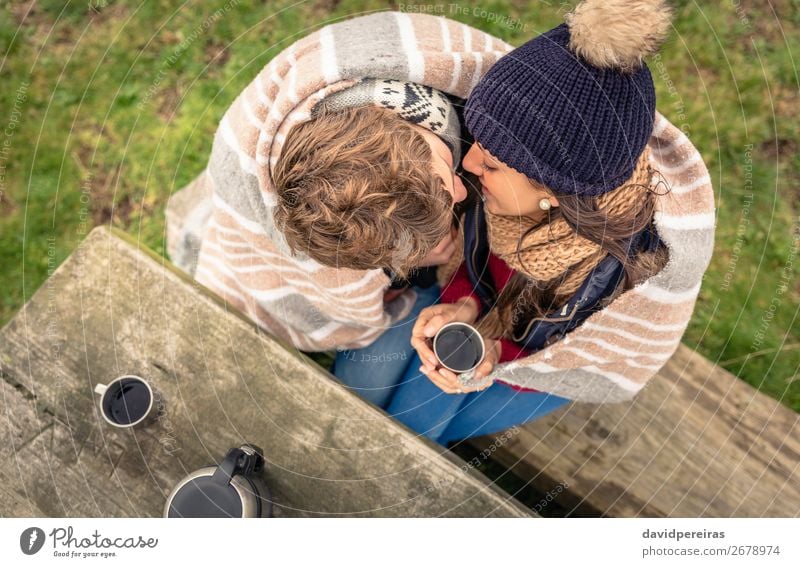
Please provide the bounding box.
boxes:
[272,105,454,277]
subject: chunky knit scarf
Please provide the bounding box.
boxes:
[486,146,654,299]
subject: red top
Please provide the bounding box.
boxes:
[440,255,540,393]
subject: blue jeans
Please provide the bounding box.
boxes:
[331,285,441,409]
[386,350,571,446]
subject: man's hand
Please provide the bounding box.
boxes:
[417,227,458,267]
[410,297,479,368]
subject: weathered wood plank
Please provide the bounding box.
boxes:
[0,227,531,518]
[0,379,52,518]
[467,344,800,517]
[0,486,48,518]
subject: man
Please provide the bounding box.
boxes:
[271,85,469,405]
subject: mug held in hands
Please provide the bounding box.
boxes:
[432,322,485,374]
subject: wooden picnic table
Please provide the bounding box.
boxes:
[0,227,531,518]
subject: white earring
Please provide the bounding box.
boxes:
[539,198,551,211]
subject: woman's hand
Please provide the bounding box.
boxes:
[420,339,501,394]
[410,297,479,368]
[472,338,501,382]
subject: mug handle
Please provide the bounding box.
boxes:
[212,447,246,486]
[212,446,263,486]
[94,384,107,397]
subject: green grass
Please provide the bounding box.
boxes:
[1,0,798,410]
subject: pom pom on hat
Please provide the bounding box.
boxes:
[566,0,673,73]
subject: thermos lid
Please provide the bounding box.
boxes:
[165,445,267,518]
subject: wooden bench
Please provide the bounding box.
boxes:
[464,344,800,517]
[0,227,531,518]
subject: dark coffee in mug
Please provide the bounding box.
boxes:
[95,375,155,427]
[433,322,485,373]
[104,379,151,425]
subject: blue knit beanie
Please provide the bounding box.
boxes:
[465,0,673,197]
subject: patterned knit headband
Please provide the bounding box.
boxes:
[314,78,462,164]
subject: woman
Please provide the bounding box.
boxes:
[386,0,715,445]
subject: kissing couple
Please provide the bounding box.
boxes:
[168,0,715,447]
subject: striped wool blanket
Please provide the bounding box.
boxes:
[166,11,715,403]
